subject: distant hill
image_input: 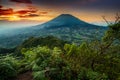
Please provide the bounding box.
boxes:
[0,14,107,48]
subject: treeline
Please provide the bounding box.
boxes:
[0,47,16,55]
[0,36,67,55]
[0,21,120,80]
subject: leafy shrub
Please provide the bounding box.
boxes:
[0,55,19,80]
[22,46,74,80]
[33,71,47,80]
[0,63,17,80]
[78,68,108,80]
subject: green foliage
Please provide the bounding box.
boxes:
[64,44,79,56]
[0,21,120,80]
[0,55,20,80]
[15,36,67,55]
[21,46,52,69]
[22,36,66,48]
[64,42,98,71]
[33,71,47,80]
[63,39,120,79]
[0,63,17,80]
[0,47,16,55]
[94,53,120,80]
[78,68,108,80]
[103,21,120,43]
[22,46,79,80]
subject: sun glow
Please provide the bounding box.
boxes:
[9,15,20,21]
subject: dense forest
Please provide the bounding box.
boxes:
[0,19,120,80]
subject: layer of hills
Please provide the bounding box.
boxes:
[0,14,107,48]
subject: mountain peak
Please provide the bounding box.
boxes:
[39,14,88,28]
[57,14,78,19]
[39,14,100,29]
[48,14,86,25]
[59,14,74,17]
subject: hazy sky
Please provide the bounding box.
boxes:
[0,0,120,28]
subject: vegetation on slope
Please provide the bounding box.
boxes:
[0,19,120,80]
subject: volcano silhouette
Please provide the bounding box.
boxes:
[36,14,100,29]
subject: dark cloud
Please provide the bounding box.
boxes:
[0,8,13,15]
[0,7,37,16]
[39,12,48,14]
[16,10,29,14]
[18,11,48,18]
[33,0,96,7]
[1,0,119,12]
[16,9,37,14]
[28,14,39,17]
[32,0,120,11]
[19,14,39,18]
[84,0,120,11]
[0,5,2,8]
[10,0,32,4]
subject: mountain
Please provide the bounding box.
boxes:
[0,14,107,48]
[40,14,86,28]
[36,14,101,29]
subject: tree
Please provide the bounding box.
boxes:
[101,14,120,54]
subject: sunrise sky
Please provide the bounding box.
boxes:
[0,0,120,28]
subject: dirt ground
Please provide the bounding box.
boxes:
[16,71,33,80]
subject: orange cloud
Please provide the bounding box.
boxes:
[0,8,39,21]
[0,8,13,15]
[0,4,50,21]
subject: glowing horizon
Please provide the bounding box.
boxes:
[0,0,119,27]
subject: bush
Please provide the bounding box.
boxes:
[0,55,19,80]
[0,63,17,80]
[78,68,108,80]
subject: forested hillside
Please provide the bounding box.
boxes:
[0,20,120,80]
